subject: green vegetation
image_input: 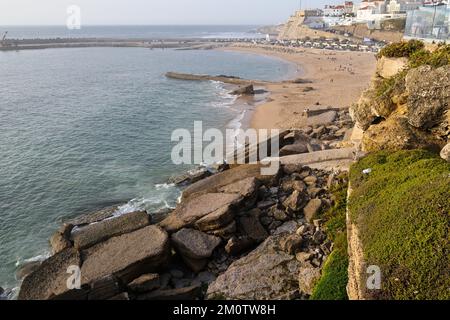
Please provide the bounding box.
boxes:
[310,176,349,300]
[377,40,424,59]
[409,44,450,68]
[349,150,450,300]
[310,233,348,300]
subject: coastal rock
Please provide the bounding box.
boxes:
[376,56,408,79]
[80,225,170,285]
[282,163,304,175]
[350,87,395,131]
[280,234,303,255]
[171,228,221,260]
[282,190,306,212]
[16,260,43,281]
[405,65,450,130]
[159,193,242,233]
[168,167,212,186]
[238,208,268,243]
[298,266,321,295]
[207,220,237,239]
[181,164,280,200]
[127,273,161,293]
[362,115,443,152]
[50,232,72,254]
[195,206,234,232]
[273,221,299,235]
[88,275,121,300]
[281,180,306,193]
[18,248,81,300]
[440,143,450,162]
[66,206,119,227]
[71,211,150,250]
[137,284,202,300]
[206,234,302,300]
[218,177,259,208]
[231,84,254,95]
[279,143,309,157]
[306,111,337,126]
[303,199,323,223]
[225,236,255,256]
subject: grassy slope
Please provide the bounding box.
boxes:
[310,178,349,300]
[348,150,450,300]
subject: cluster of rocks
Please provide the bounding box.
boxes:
[350,57,449,158]
[280,109,354,157]
[17,158,347,300]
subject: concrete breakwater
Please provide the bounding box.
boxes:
[0,38,224,51]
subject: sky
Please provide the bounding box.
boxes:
[0,0,358,26]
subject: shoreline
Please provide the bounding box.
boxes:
[220,44,377,130]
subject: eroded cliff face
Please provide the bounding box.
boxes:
[350,57,449,153]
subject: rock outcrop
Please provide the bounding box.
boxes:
[159,193,243,233]
[18,248,81,300]
[80,225,170,284]
[350,55,449,153]
[206,234,303,300]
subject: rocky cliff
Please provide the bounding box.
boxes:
[350,41,449,155]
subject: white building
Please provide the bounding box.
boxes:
[356,1,387,21]
[324,5,346,16]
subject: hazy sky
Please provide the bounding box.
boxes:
[0,0,358,26]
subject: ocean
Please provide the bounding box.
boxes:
[1,25,266,40]
[0,26,295,293]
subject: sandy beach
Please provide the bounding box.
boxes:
[221,44,377,130]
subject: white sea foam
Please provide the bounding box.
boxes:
[113,183,179,218]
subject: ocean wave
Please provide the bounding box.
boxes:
[114,183,180,217]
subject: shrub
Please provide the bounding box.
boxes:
[409,44,450,68]
[348,150,450,300]
[377,40,424,59]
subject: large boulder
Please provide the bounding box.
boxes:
[376,56,408,79]
[405,65,450,131]
[159,193,242,233]
[303,199,323,223]
[71,211,150,250]
[195,206,234,232]
[171,228,221,272]
[218,177,260,208]
[171,228,221,260]
[18,248,81,300]
[279,142,309,157]
[80,225,170,284]
[181,164,280,201]
[65,206,119,227]
[231,84,254,95]
[206,234,302,300]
